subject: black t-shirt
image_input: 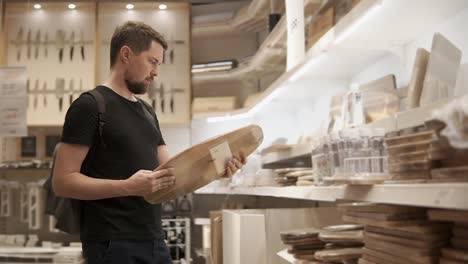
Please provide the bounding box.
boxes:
[61,85,166,242]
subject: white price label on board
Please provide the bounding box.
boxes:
[209,141,233,175]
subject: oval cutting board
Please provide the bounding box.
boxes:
[144,125,264,204]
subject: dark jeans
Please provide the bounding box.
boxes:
[82,237,172,264]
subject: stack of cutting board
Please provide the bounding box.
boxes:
[338,203,451,264]
[385,130,443,182]
[274,168,313,187]
[314,225,364,263]
[280,228,325,262]
[428,209,468,264]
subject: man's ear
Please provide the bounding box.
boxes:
[120,46,132,64]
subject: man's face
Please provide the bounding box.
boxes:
[124,41,164,95]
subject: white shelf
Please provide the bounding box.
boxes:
[195,186,340,202]
[342,183,468,210]
[261,144,312,168]
[196,183,468,210]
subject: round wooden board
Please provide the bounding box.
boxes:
[144,125,263,204]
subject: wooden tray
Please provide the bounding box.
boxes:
[387,140,431,156]
[385,131,433,147]
[451,237,468,251]
[428,209,468,223]
[318,230,363,243]
[452,226,468,239]
[343,215,448,233]
[338,202,425,214]
[363,247,438,264]
[441,248,468,262]
[364,230,448,249]
[346,211,426,221]
[144,125,263,203]
[322,224,364,232]
[439,257,467,264]
[407,48,430,109]
[364,237,438,258]
[364,225,450,241]
[314,247,363,262]
[431,166,468,182]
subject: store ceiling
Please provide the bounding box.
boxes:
[1,0,249,4]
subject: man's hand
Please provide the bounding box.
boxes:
[222,153,247,178]
[124,168,175,196]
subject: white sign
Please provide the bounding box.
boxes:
[286,0,305,71]
[0,67,28,137]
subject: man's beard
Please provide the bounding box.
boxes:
[125,79,148,95]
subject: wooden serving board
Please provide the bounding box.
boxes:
[363,247,439,264]
[338,203,425,214]
[318,230,364,243]
[364,230,448,249]
[364,237,438,258]
[441,248,468,262]
[385,131,433,147]
[314,247,363,262]
[428,209,468,223]
[364,226,450,241]
[439,257,467,264]
[358,258,378,264]
[144,125,263,203]
[343,215,447,233]
[420,33,462,107]
[451,237,468,251]
[453,226,468,239]
[346,211,426,221]
[322,224,364,232]
[407,48,430,108]
[362,254,397,264]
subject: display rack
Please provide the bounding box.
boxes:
[162,218,191,263]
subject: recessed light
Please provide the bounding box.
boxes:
[159,4,167,10]
[126,3,134,10]
[33,4,42,10]
[68,3,76,10]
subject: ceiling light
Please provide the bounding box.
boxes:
[33,4,42,10]
[159,4,167,10]
[68,3,76,10]
[126,4,134,10]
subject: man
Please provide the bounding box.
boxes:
[53,21,244,264]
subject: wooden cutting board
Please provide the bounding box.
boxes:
[385,131,434,147]
[318,230,364,243]
[363,247,438,264]
[338,202,426,214]
[364,225,450,241]
[144,125,263,203]
[365,237,439,257]
[428,209,468,223]
[420,33,462,107]
[407,48,430,108]
[441,248,468,262]
[362,254,397,264]
[314,247,363,261]
[358,258,378,264]
[345,211,426,221]
[452,226,468,239]
[364,230,448,249]
[359,74,396,94]
[344,215,448,233]
[280,228,320,241]
[439,257,467,264]
[322,224,364,232]
[451,237,468,250]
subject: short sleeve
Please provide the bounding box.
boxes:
[154,113,166,146]
[61,94,98,146]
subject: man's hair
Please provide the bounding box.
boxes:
[110,21,168,68]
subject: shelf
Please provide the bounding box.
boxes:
[196,183,468,210]
[191,0,468,122]
[261,144,312,169]
[196,186,341,202]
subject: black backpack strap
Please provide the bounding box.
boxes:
[85,89,106,148]
[138,98,158,131]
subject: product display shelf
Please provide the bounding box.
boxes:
[192,0,468,121]
[196,183,468,210]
